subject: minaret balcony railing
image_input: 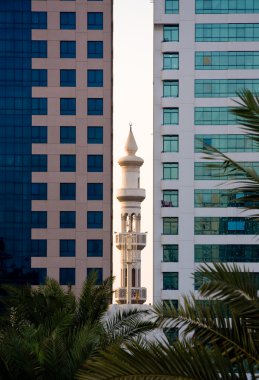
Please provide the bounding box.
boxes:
[115,287,147,304]
[115,232,147,251]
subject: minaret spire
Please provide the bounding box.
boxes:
[115,129,147,304]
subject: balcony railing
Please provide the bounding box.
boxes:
[115,287,147,304]
[115,233,146,250]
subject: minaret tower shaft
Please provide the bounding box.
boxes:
[115,127,147,304]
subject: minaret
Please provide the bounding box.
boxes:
[115,127,147,304]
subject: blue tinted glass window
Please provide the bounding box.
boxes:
[163,53,179,70]
[60,183,76,200]
[165,0,179,14]
[87,98,103,115]
[87,41,103,58]
[60,211,76,228]
[31,183,47,200]
[87,127,103,144]
[87,12,103,30]
[196,0,259,14]
[87,69,103,87]
[60,126,76,143]
[87,268,103,284]
[60,41,76,58]
[31,240,47,257]
[60,268,75,285]
[60,240,75,257]
[87,240,103,257]
[87,211,103,228]
[60,98,76,115]
[60,155,76,172]
[194,107,236,125]
[163,25,179,42]
[31,211,47,228]
[31,12,47,29]
[31,41,47,58]
[32,69,47,86]
[31,155,47,172]
[195,51,259,70]
[196,23,259,42]
[32,98,47,115]
[60,12,76,29]
[60,69,76,87]
[163,108,179,125]
[87,183,103,200]
[31,268,47,285]
[87,155,103,172]
[32,126,47,143]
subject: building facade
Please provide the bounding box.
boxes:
[153,0,259,303]
[0,0,113,293]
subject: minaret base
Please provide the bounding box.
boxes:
[115,287,147,304]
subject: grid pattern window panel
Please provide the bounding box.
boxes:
[31,269,47,285]
[87,70,103,87]
[31,240,47,257]
[31,155,47,172]
[87,211,103,229]
[32,126,47,143]
[60,41,76,58]
[60,183,76,200]
[87,127,103,144]
[87,41,103,58]
[163,135,179,152]
[163,53,179,70]
[196,23,259,42]
[31,211,47,228]
[31,12,47,29]
[60,211,76,228]
[31,40,47,58]
[163,190,178,206]
[60,268,75,285]
[60,12,76,29]
[60,155,76,172]
[163,272,178,289]
[163,163,179,180]
[31,69,47,86]
[194,107,236,125]
[163,25,179,41]
[87,183,103,200]
[60,240,75,257]
[87,12,103,30]
[195,245,259,262]
[194,217,259,235]
[194,162,259,180]
[163,217,178,235]
[87,239,103,257]
[32,98,47,115]
[60,98,76,115]
[60,126,76,144]
[87,98,103,115]
[31,183,47,200]
[87,268,103,284]
[163,80,179,97]
[60,69,76,87]
[195,51,259,70]
[195,79,259,98]
[165,0,179,14]
[196,0,259,14]
[163,245,178,262]
[195,134,259,152]
[163,108,179,125]
[194,189,258,208]
[87,155,103,172]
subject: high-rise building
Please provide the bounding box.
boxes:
[153,0,259,304]
[0,0,113,293]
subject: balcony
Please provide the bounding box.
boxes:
[115,233,147,251]
[115,287,147,304]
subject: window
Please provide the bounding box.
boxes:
[60,211,76,228]
[60,12,76,29]
[31,155,47,172]
[163,163,178,180]
[60,240,75,257]
[163,272,178,290]
[60,41,76,58]
[87,12,103,30]
[31,12,47,29]
[163,53,179,70]
[31,268,47,285]
[31,40,47,58]
[195,134,258,153]
[194,107,236,125]
[194,217,259,235]
[196,0,259,14]
[32,69,47,86]
[165,0,179,14]
[87,211,103,228]
[60,98,76,115]
[87,41,103,58]
[163,245,178,262]
[87,268,103,284]
[32,126,47,143]
[163,108,179,125]
[87,70,103,87]
[60,69,76,87]
[163,190,178,206]
[87,127,103,144]
[87,155,103,172]
[60,268,75,285]
[163,217,178,235]
[87,98,103,115]
[31,183,47,200]
[195,79,259,98]
[87,183,103,200]
[194,189,258,208]
[195,244,259,263]
[194,162,259,180]
[60,155,76,172]
[31,240,47,257]
[195,51,259,70]
[60,126,76,144]
[163,80,179,97]
[60,183,76,200]
[164,328,179,344]
[31,211,47,228]
[163,25,179,41]
[32,98,47,115]
[163,135,179,152]
[195,23,259,42]
[87,240,103,257]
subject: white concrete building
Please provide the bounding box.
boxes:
[153,0,259,304]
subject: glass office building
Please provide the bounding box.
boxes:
[153,0,259,303]
[0,0,113,292]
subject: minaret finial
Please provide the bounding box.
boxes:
[129,122,132,131]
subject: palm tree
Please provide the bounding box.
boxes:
[77,263,259,380]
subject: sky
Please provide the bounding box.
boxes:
[113,0,153,303]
